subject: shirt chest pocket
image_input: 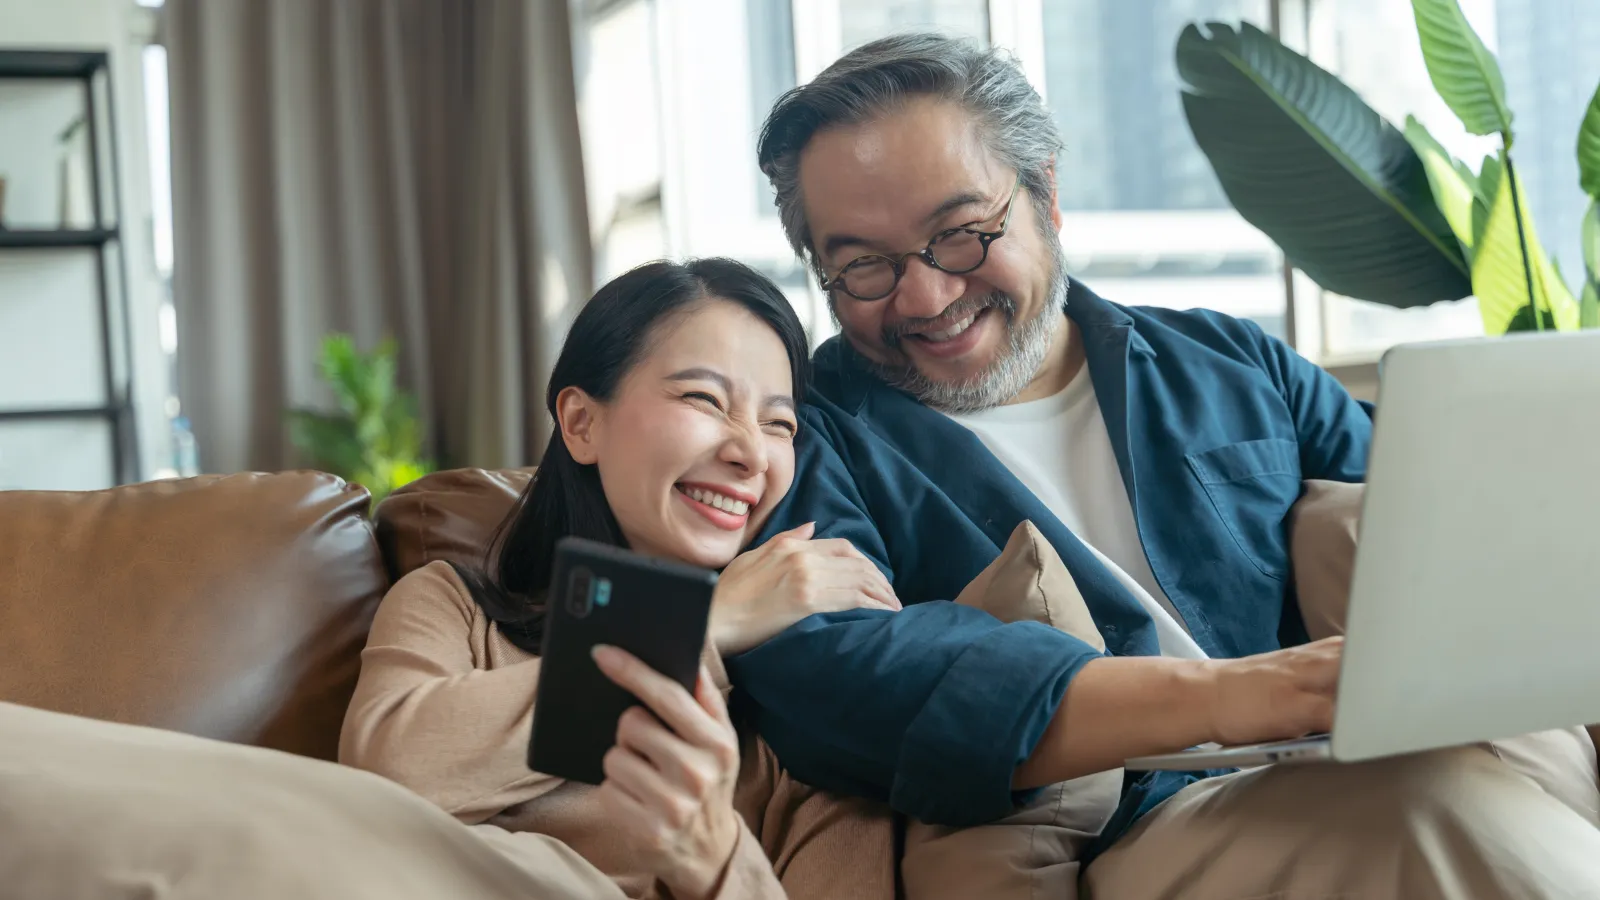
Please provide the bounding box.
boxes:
[1185,438,1302,580]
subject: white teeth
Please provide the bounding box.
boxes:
[922,313,978,343]
[679,485,750,516]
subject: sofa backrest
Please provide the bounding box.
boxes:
[374,467,535,582]
[0,472,386,760]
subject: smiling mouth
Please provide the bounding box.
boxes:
[674,483,752,516]
[908,309,983,343]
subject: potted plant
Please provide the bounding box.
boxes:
[1175,0,1600,335]
[287,334,434,507]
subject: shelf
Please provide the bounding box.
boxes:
[0,229,118,249]
[0,50,108,79]
[0,406,121,423]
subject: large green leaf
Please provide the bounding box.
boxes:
[1581,280,1600,330]
[1579,80,1600,197]
[1177,21,1472,307]
[1403,116,1478,258]
[1472,154,1579,333]
[1411,0,1513,140]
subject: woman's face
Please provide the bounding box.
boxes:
[558,299,800,570]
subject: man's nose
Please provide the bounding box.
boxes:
[892,258,967,321]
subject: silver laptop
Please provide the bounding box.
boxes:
[1127,329,1600,771]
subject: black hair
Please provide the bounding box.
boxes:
[453,258,810,655]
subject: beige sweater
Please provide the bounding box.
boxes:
[339,561,895,900]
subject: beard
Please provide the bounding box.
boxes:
[861,243,1069,414]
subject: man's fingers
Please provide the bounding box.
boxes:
[594,645,725,750]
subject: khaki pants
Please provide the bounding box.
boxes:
[1083,733,1600,899]
[1084,482,1600,899]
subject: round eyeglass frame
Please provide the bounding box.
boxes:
[818,176,1024,302]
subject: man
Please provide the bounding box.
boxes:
[726,32,1600,897]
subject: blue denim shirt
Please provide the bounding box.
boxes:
[725,279,1374,855]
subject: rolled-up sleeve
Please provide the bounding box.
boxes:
[730,604,1100,825]
[728,405,1103,825]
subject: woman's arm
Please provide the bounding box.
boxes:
[338,562,561,823]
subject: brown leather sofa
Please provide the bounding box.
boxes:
[0,467,530,762]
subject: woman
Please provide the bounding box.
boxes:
[340,259,899,900]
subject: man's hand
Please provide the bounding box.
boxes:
[1205,636,1342,746]
[1016,637,1345,789]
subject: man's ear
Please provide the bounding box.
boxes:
[555,386,602,465]
[1044,160,1063,231]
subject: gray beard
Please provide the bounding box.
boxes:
[863,252,1069,414]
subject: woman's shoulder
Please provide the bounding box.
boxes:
[379,559,484,628]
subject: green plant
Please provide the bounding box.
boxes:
[1176,0,1600,335]
[287,334,433,507]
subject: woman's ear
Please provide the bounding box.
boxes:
[555,386,603,465]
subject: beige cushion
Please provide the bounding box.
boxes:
[902,521,1122,900]
[1288,479,1363,641]
[954,520,1106,651]
[0,700,626,900]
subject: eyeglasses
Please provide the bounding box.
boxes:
[819,176,1023,302]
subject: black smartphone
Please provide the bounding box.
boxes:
[527,536,718,784]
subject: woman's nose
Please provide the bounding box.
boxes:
[719,422,768,474]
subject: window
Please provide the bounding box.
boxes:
[631,0,1598,364]
[574,0,669,283]
[1039,0,1287,340]
[650,1,1293,349]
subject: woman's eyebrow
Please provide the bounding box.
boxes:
[764,394,795,412]
[665,368,731,391]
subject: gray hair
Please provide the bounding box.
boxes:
[757,32,1064,267]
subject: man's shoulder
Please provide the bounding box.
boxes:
[1116,302,1280,363]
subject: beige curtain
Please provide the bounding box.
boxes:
[165,0,592,474]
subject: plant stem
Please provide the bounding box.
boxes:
[1504,151,1542,331]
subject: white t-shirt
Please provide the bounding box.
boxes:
[945,368,1209,660]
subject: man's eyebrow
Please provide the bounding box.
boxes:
[818,189,992,261]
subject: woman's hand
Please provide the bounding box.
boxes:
[710,522,901,656]
[592,646,743,900]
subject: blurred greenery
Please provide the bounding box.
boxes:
[287,334,433,508]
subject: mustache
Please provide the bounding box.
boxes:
[881,293,1017,348]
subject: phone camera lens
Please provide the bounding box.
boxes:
[568,569,594,618]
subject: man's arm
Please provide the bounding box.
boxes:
[1253,322,1374,482]
[732,406,1339,825]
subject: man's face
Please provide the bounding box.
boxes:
[798,97,1065,411]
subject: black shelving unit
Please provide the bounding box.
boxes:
[0,49,138,485]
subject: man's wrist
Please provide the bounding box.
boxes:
[1170,658,1224,747]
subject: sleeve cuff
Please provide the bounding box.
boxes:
[889,620,1102,826]
[668,821,783,900]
